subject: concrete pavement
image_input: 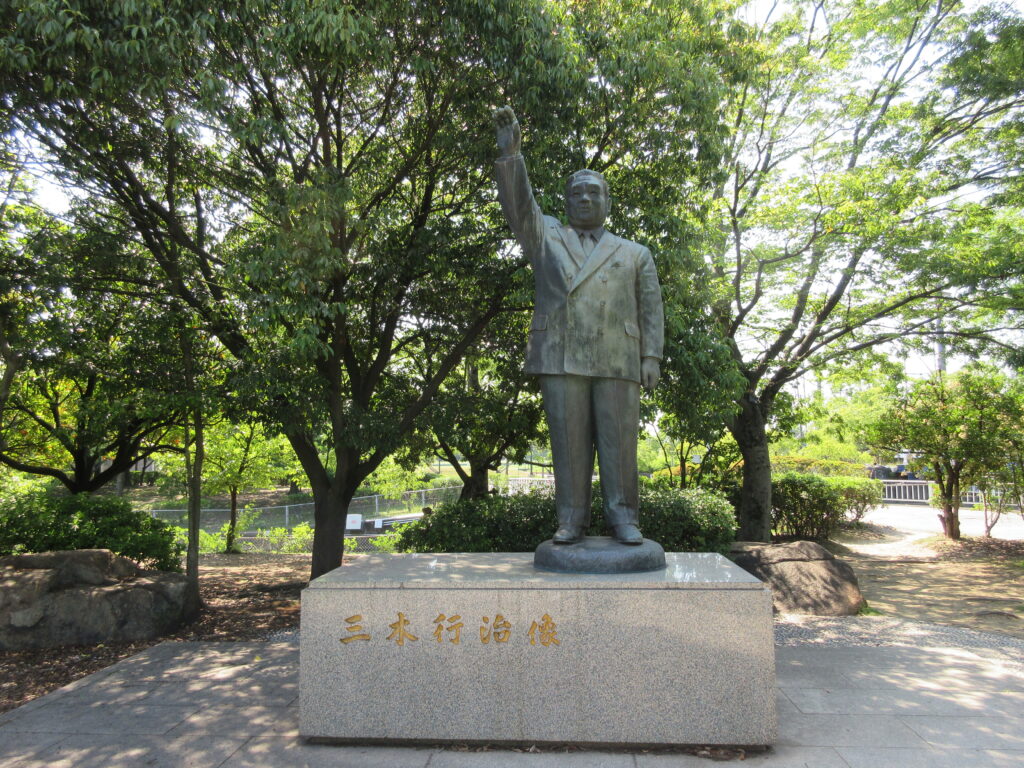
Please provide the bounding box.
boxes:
[1,636,1022,767]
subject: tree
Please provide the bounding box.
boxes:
[0,218,183,492]
[703,0,1024,539]
[202,419,294,552]
[422,311,546,500]
[867,364,1013,539]
[3,0,743,578]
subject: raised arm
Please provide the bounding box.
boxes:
[493,106,544,260]
[494,106,521,157]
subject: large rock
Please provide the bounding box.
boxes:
[0,549,198,650]
[730,541,866,616]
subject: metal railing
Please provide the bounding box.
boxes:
[880,479,984,506]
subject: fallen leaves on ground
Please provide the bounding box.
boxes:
[0,553,310,715]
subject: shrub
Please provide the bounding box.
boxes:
[0,491,182,571]
[283,522,315,553]
[0,491,77,554]
[246,522,316,554]
[771,472,845,540]
[770,456,869,477]
[393,483,736,554]
[824,476,883,523]
[171,526,223,555]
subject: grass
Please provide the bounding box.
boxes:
[858,601,884,616]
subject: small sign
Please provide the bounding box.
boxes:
[345,514,363,531]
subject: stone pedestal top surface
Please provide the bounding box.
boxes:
[305,551,761,590]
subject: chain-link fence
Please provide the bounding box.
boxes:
[146,484,466,533]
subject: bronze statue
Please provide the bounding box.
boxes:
[494,106,664,546]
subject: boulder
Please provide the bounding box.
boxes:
[0,549,198,650]
[730,541,866,616]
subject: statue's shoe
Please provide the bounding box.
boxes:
[552,525,583,544]
[613,524,643,545]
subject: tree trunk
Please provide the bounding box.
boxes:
[310,481,349,579]
[225,486,238,554]
[180,328,203,615]
[181,416,204,616]
[678,444,686,490]
[939,474,962,540]
[729,395,773,542]
[459,463,490,500]
[938,501,961,539]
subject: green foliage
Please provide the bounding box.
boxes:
[770,456,869,478]
[419,318,547,500]
[367,532,401,554]
[0,0,745,579]
[866,364,1019,537]
[824,476,883,524]
[771,473,845,541]
[0,491,182,571]
[0,217,184,493]
[393,484,736,555]
[171,526,222,555]
[250,522,315,554]
[695,0,1024,540]
[222,505,261,553]
[172,505,265,554]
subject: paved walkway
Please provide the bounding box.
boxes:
[1,636,1022,767]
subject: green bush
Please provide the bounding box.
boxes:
[771,472,844,540]
[824,476,883,523]
[246,522,316,554]
[0,491,182,571]
[171,526,223,555]
[770,456,869,477]
[393,483,736,554]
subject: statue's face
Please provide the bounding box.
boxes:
[566,176,608,230]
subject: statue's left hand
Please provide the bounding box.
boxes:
[641,358,660,391]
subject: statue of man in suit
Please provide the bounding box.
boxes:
[494,106,664,545]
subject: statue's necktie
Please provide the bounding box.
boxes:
[579,231,596,257]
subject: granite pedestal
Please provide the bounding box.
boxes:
[299,552,776,747]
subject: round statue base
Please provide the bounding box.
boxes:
[533,536,666,573]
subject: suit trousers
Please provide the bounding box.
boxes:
[539,374,640,532]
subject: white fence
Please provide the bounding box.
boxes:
[880,480,984,506]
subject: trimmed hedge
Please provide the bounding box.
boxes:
[771,472,844,540]
[770,456,869,477]
[826,476,883,523]
[393,483,736,554]
[770,473,882,539]
[0,491,183,571]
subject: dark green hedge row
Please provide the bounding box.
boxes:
[392,482,736,554]
[0,492,182,571]
[771,472,883,540]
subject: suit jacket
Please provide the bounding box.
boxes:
[496,153,664,383]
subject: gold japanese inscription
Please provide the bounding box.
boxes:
[432,613,464,644]
[479,614,512,644]
[527,614,560,647]
[340,613,371,644]
[386,612,419,646]
[341,611,560,647]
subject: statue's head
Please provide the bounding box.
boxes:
[565,169,609,230]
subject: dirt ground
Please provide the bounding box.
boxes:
[834,524,1024,639]
[2,533,1023,716]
